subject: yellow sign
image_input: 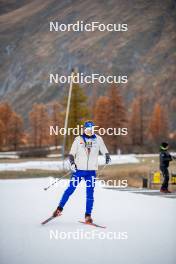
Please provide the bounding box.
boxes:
[153,171,161,184]
[171,175,176,184]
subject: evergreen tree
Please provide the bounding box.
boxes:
[63,82,90,151]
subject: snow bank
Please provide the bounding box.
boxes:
[0,160,69,171]
[99,154,139,165]
[0,154,139,171]
[0,154,19,159]
[136,152,176,158]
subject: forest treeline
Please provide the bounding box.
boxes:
[0,83,175,154]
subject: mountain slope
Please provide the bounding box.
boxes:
[0,0,176,127]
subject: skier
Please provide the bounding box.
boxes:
[160,142,176,193]
[53,121,111,223]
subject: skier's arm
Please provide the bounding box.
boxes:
[68,154,75,165]
[68,137,78,171]
[99,137,111,164]
[105,153,111,164]
[161,152,172,162]
[166,153,172,161]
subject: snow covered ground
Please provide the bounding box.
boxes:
[0,178,175,264]
[0,154,139,171]
[0,152,19,159]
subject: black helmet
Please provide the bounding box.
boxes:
[160,142,169,151]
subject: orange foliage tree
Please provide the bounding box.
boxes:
[94,95,111,143]
[94,85,127,154]
[149,103,169,144]
[0,102,25,150]
[0,119,5,149]
[29,103,50,148]
[8,112,25,150]
[47,101,63,148]
[129,98,144,145]
[0,102,13,148]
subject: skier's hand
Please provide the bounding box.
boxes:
[70,163,77,172]
[105,153,111,164]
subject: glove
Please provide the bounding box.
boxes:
[105,153,111,164]
[70,163,77,173]
[68,154,77,172]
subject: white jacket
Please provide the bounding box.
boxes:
[69,134,108,170]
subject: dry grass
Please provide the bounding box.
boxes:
[99,157,176,188]
[100,164,150,188]
[0,157,176,190]
[0,169,68,179]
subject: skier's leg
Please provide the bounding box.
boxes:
[58,172,82,209]
[85,173,96,216]
[161,168,169,190]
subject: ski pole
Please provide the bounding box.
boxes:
[44,170,71,191]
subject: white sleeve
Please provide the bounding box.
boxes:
[69,137,78,157]
[99,136,108,155]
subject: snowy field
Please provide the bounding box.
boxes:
[0,154,139,171]
[0,178,176,264]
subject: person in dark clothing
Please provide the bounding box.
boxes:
[160,142,176,193]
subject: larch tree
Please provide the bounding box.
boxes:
[129,98,141,145]
[0,102,26,150]
[94,85,127,154]
[0,102,13,148]
[8,112,25,150]
[94,96,110,144]
[129,93,147,146]
[29,103,50,148]
[106,85,127,153]
[47,101,63,148]
[149,103,169,145]
[0,120,5,150]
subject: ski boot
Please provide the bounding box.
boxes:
[85,214,93,224]
[160,188,171,193]
[53,206,63,217]
[165,189,172,193]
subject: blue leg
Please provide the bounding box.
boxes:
[85,174,96,215]
[59,173,82,209]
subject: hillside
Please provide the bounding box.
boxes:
[0,0,176,127]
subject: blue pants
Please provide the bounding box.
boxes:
[58,170,96,215]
